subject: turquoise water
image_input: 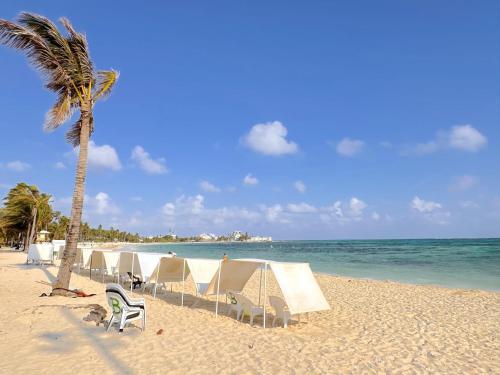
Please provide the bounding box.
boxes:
[124,239,500,291]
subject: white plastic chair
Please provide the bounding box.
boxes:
[105,283,146,333]
[234,293,263,326]
[226,291,244,320]
[269,295,305,328]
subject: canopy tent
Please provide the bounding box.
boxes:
[75,246,93,270]
[88,250,120,281]
[205,259,330,327]
[26,243,54,264]
[51,240,65,260]
[117,252,174,291]
[149,257,221,304]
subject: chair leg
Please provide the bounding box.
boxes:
[106,315,115,332]
[119,313,127,333]
[250,313,254,326]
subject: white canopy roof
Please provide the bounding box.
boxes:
[206,259,330,315]
[118,251,174,280]
[27,243,53,263]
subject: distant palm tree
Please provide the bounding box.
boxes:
[0,13,118,292]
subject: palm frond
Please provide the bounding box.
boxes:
[59,17,94,90]
[65,115,94,146]
[93,70,119,101]
[44,93,72,131]
[0,18,75,96]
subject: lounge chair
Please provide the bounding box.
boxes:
[269,295,307,328]
[233,292,263,326]
[105,283,146,332]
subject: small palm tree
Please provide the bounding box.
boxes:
[0,13,118,292]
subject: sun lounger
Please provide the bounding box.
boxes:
[269,295,307,328]
[105,283,146,333]
[226,290,244,320]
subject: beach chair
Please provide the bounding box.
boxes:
[105,283,146,333]
[226,290,244,320]
[269,295,307,328]
[233,293,263,326]
[126,272,143,289]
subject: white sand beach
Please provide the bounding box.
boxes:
[0,250,499,374]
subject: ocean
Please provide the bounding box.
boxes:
[123,238,500,291]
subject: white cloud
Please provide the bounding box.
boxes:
[410,196,442,213]
[287,202,317,213]
[243,173,259,186]
[200,180,221,193]
[54,161,66,169]
[405,125,487,155]
[87,192,120,215]
[371,211,380,221]
[322,197,367,223]
[74,141,122,171]
[336,138,365,157]
[450,175,479,192]
[261,204,286,223]
[162,202,176,216]
[410,196,449,224]
[131,146,168,174]
[242,121,298,156]
[294,180,306,193]
[1,160,31,172]
[449,125,487,152]
[348,197,367,217]
[459,200,479,209]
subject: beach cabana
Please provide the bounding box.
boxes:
[117,252,173,290]
[75,246,93,271]
[205,259,330,328]
[89,249,120,281]
[148,257,221,304]
[26,243,54,265]
[51,240,66,260]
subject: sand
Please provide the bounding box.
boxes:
[0,250,498,374]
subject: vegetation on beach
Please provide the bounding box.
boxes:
[0,13,118,291]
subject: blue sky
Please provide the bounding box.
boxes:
[1,1,499,239]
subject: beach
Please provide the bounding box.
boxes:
[0,250,498,374]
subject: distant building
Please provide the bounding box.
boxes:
[248,236,272,242]
[230,231,244,241]
[198,233,218,241]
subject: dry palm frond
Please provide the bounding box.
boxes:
[44,93,73,130]
[93,70,119,100]
[66,116,94,147]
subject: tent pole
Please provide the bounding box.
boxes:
[181,259,186,306]
[116,254,121,284]
[153,258,161,299]
[258,267,263,306]
[130,253,134,292]
[263,262,268,329]
[89,251,93,280]
[215,260,222,318]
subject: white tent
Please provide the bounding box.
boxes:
[88,250,120,281]
[205,259,330,327]
[149,257,221,304]
[117,251,174,291]
[26,243,54,264]
[75,246,93,270]
[51,240,66,260]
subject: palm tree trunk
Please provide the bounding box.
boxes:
[53,108,91,291]
[28,206,37,246]
[23,223,31,252]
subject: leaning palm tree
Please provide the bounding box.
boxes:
[0,13,118,292]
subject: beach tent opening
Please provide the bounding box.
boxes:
[89,249,120,281]
[149,257,221,305]
[205,259,330,327]
[117,252,174,290]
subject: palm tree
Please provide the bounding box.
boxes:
[0,13,118,292]
[1,183,52,250]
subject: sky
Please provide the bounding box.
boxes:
[0,1,499,239]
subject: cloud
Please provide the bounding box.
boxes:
[335,138,365,157]
[87,192,120,215]
[243,173,259,186]
[287,202,317,213]
[54,161,66,169]
[131,146,168,174]
[200,180,221,193]
[260,204,287,223]
[405,125,487,155]
[321,197,367,224]
[74,141,122,171]
[410,196,449,224]
[130,196,143,202]
[459,200,479,209]
[450,175,479,192]
[242,121,298,156]
[371,212,380,221]
[449,125,487,152]
[410,196,442,213]
[293,180,306,193]
[1,160,31,172]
